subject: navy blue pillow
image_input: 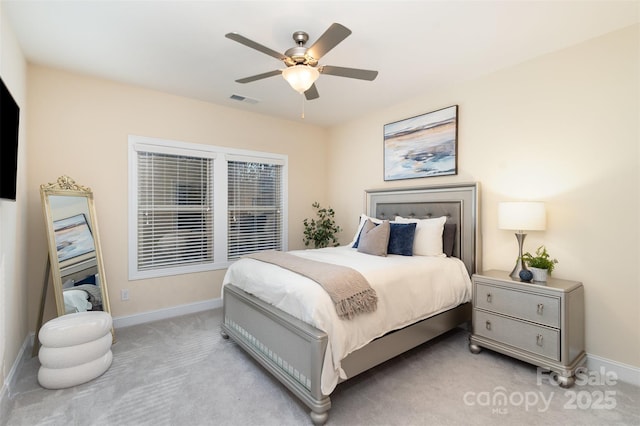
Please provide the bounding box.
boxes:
[388,222,417,256]
[353,221,417,256]
[352,220,366,248]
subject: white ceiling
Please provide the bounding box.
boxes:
[4,1,639,127]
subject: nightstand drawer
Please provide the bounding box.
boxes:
[474,310,560,361]
[475,282,560,327]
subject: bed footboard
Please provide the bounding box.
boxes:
[221,284,331,425]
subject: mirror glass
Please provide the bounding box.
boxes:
[41,176,112,321]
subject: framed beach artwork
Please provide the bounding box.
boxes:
[384,105,458,181]
[53,213,95,263]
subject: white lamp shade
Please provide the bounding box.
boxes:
[498,202,546,231]
[282,65,319,94]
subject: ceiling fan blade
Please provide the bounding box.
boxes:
[319,65,378,81]
[225,32,287,61]
[305,84,319,100]
[236,70,282,84]
[307,23,352,60]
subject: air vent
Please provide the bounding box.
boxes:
[230,94,259,104]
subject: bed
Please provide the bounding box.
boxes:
[63,283,103,313]
[61,260,103,313]
[220,183,480,425]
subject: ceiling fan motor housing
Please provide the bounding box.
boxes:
[284,46,318,67]
[285,31,318,67]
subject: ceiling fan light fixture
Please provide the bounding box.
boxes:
[282,65,319,94]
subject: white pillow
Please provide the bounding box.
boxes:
[394,215,447,256]
[349,214,383,247]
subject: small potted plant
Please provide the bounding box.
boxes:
[521,245,558,282]
[303,202,342,248]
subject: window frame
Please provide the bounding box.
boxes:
[128,135,288,280]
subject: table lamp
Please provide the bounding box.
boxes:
[498,202,546,279]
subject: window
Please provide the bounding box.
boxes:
[228,158,283,259]
[136,151,214,272]
[129,136,287,279]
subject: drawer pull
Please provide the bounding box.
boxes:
[536,334,544,346]
[485,320,492,330]
[537,303,544,315]
[486,293,492,303]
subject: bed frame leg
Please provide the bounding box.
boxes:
[310,410,328,425]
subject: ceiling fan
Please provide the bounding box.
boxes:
[225,23,378,100]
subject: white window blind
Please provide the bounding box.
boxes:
[227,160,283,259]
[137,151,214,271]
[129,135,288,279]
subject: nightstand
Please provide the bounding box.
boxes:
[469,270,586,387]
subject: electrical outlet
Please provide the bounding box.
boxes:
[121,289,129,301]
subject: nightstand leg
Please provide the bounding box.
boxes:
[557,374,575,388]
[469,342,482,354]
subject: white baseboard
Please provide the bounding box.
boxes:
[586,353,640,387]
[1,333,32,419]
[112,297,222,329]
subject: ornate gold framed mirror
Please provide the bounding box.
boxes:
[39,176,112,324]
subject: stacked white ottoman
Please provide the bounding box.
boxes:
[38,311,113,389]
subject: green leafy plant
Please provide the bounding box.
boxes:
[522,245,559,274]
[303,202,342,248]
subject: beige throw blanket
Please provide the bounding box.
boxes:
[246,250,378,319]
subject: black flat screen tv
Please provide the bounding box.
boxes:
[0,76,20,201]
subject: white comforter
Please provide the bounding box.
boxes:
[222,246,472,394]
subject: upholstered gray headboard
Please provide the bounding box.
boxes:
[365,183,480,276]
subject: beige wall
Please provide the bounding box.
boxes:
[26,66,328,324]
[327,25,639,368]
[0,4,28,396]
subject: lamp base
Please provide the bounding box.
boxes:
[509,260,527,280]
[509,232,528,280]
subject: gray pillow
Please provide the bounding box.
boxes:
[357,219,390,256]
[443,223,456,257]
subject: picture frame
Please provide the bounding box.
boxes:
[384,105,458,181]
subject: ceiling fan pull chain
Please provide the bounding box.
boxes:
[301,94,305,119]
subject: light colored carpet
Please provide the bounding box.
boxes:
[3,308,639,425]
